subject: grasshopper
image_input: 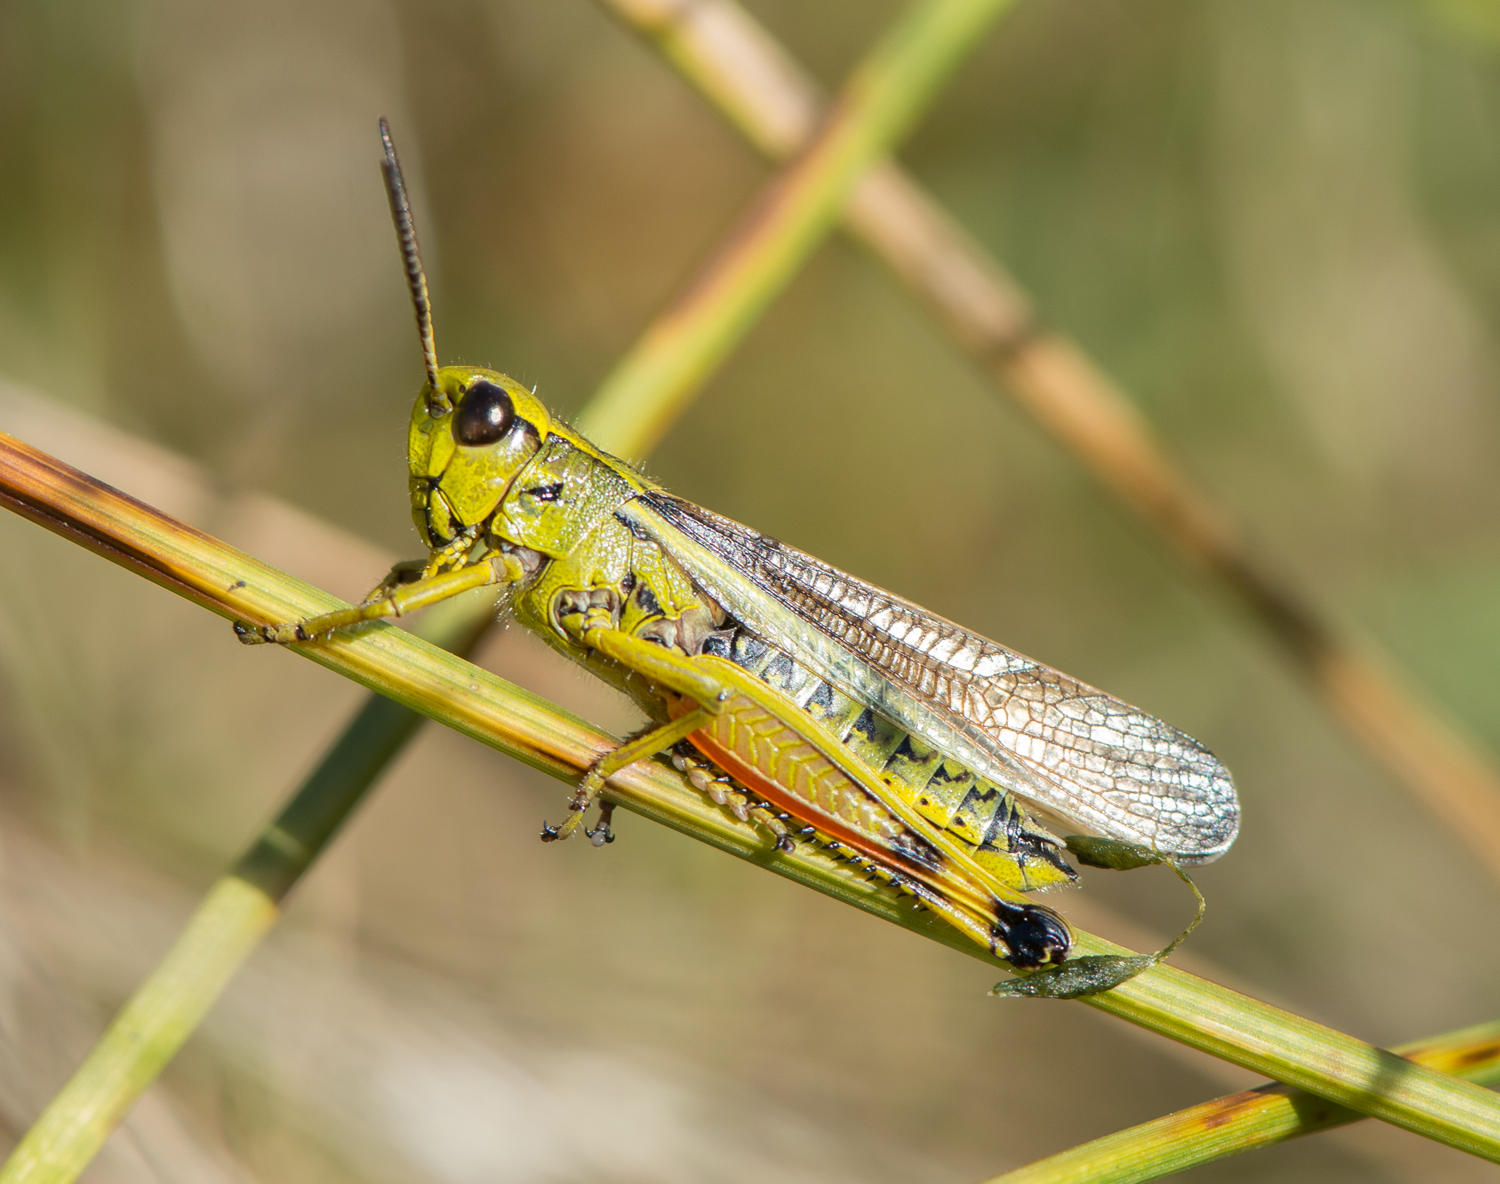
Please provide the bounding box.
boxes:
[238,122,1238,979]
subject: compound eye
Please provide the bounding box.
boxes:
[453,380,515,446]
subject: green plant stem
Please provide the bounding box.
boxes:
[983,1020,1500,1184]
[592,0,1500,884]
[3,431,1500,1163]
[574,0,1019,455]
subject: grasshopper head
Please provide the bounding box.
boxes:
[407,366,553,547]
[375,122,557,549]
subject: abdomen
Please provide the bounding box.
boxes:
[699,626,1075,895]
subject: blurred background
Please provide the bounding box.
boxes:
[1,0,1500,1180]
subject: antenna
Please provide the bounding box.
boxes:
[379,118,446,411]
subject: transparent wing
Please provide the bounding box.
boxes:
[641,493,1239,862]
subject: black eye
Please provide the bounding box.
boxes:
[453,380,515,446]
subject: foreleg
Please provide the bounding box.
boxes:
[236,554,512,645]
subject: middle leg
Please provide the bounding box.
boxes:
[541,707,713,844]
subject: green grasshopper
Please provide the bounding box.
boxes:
[238,122,1238,979]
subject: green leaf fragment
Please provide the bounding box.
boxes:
[994,839,1210,998]
[1064,834,1164,870]
[991,953,1160,998]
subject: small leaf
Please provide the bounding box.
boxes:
[990,954,1159,998]
[1065,834,1163,870]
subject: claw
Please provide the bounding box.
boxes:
[585,802,616,847]
[233,620,310,646]
[233,622,269,646]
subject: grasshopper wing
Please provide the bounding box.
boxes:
[634,493,1239,864]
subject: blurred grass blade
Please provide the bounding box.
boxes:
[4,433,1500,1164]
[575,0,1021,454]
[982,1020,1500,1183]
[594,0,1500,883]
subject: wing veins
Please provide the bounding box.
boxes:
[639,493,1239,861]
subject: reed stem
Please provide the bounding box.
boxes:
[576,0,1020,455]
[2,430,1498,1165]
[982,1020,1500,1183]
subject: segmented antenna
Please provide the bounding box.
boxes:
[379,118,446,411]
